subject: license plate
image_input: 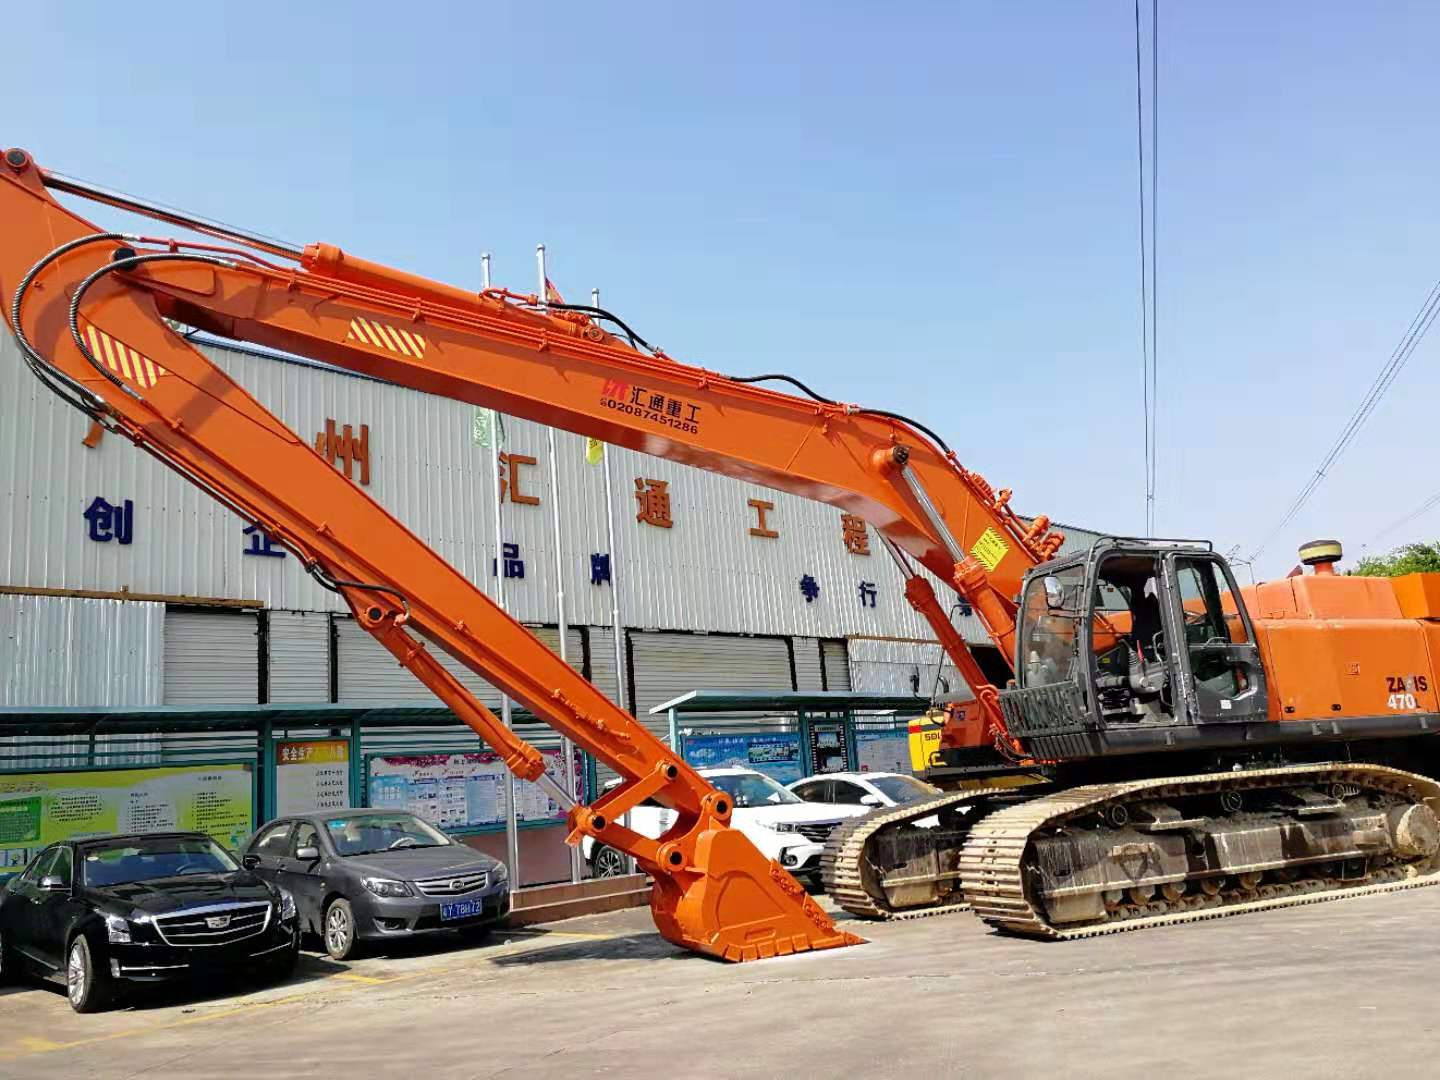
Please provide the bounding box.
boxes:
[441,899,485,921]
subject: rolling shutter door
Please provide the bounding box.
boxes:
[335,618,582,709]
[821,639,852,691]
[335,617,499,707]
[628,632,794,742]
[793,638,825,691]
[162,610,260,705]
[267,611,330,703]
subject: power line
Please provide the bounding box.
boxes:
[1133,0,1152,537]
[1149,0,1159,538]
[1364,491,1440,552]
[1250,277,1440,560]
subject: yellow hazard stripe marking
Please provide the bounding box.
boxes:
[346,316,427,358]
[81,321,165,389]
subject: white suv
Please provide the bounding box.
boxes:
[583,767,867,881]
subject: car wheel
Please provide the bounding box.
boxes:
[323,898,360,961]
[66,936,113,1013]
[590,843,627,878]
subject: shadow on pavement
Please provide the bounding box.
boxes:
[491,932,682,967]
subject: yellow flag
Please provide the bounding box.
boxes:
[584,437,605,466]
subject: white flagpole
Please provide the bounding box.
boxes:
[594,285,634,876]
[485,252,519,882]
[539,245,583,884]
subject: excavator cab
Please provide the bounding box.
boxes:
[1000,541,1268,761]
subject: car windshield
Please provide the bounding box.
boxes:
[869,775,941,804]
[82,836,238,887]
[708,772,801,808]
[324,813,451,856]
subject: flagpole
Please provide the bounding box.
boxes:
[539,245,583,884]
[594,287,628,717]
[593,285,634,876]
[484,253,519,883]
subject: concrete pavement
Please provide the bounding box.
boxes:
[2,887,1438,1078]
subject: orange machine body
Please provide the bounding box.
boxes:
[1247,571,1440,724]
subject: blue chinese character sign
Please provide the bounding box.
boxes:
[83,497,134,545]
[590,553,612,586]
[491,542,525,579]
[799,574,820,603]
[242,524,286,558]
[858,580,878,608]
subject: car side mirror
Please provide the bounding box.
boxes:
[295,846,320,862]
[859,794,883,808]
[241,854,261,871]
[38,875,66,892]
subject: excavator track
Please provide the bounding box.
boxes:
[822,788,1017,920]
[961,762,1440,940]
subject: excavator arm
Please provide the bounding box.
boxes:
[0,148,1060,959]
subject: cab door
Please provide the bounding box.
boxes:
[1165,554,1268,724]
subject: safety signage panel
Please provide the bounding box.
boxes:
[366,748,583,831]
[0,764,254,873]
[681,733,806,785]
[276,739,351,817]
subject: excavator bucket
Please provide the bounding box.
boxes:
[648,824,864,961]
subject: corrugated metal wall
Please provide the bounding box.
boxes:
[0,331,985,645]
[847,638,976,700]
[0,595,163,706]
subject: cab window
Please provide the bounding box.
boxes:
[254,822,293,856]
[1019,564,1086,687]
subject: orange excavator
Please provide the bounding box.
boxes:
[5,147,1440,956]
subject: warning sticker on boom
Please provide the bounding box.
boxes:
[970,528,1010,572]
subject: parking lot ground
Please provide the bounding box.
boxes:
[3,885,1439,1079]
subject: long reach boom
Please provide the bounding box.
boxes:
[0,147,1060,959]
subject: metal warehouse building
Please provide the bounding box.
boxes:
[1,329,1099,722]
[0,328,1100,879]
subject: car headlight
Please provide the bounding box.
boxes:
[491,864,508,883]
[278,889,297,921]
[362,877,413,898]
[771,822,801,834]
[105,913,132,943]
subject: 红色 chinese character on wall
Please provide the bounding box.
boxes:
[748,499,778,539]
[841,513,871,556]
[314,419,370,485]
[498,452,540,505]
[635,478,673,528]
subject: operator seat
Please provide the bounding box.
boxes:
[1130,580,1164,660]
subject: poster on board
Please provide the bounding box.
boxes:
[276,740,352,817]
[0,764,254,872]
[855,730,911,775]
[681,732,806,785]
[366,746,583,831]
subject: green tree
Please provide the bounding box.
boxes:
[1350,541,1440,577]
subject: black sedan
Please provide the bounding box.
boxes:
[241,809,510,961]
[0,832,300,1012]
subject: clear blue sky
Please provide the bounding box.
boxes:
[9,2,1438,577]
